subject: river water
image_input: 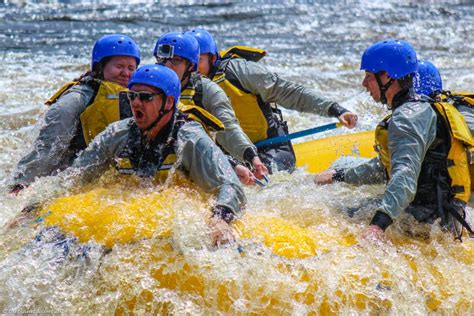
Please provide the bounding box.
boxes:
[1,0,474,314]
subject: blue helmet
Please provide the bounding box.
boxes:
[360,39,418,79]
[154,32,200,71]
[185,28,218,56]
[128,64,181,107]
[413,60,443,96]
[91,34,141,70]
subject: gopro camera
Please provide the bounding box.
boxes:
[157,44,175,59]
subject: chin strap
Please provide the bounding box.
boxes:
[156,60,194,90]
[180,60,196,90]
[181,70,193,91]
[375,73,394,105]
[143,95,175,140]
[207,54,215,76]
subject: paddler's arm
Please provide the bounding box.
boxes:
[200,77,268,178]
[341,157,385,185]
[200,78,256,159]
[314,157,384,186]
[5,118,130,230]
[175,121,246,219]
[370,101,437,232]
[9,84,95,189]
[176,121,247,246]
[67,119,130,183]
[225,58,357,128]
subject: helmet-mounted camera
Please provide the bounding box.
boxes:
[156,44,175,59]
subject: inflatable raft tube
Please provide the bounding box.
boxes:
[39,184,356,258]
[294,130,376,173]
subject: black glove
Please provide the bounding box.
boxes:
[211,205,236,224]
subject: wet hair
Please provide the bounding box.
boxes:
[73,56,112,82]
[397,74,414,90]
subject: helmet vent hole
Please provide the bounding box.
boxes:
[173,39,177,42]
[118,41,123,44]
[145,69,149,72]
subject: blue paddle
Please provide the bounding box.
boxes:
[255,122,343,148]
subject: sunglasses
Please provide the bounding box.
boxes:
[156,56,188,66]
[121,91,162,103]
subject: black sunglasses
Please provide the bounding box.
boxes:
[122,91,162,103]
[156,56,187,66]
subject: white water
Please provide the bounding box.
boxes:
[1,1,474,314]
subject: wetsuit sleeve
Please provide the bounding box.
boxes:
[176,121,246,219]
[226,58,343,117]
[200,77,256,162]
[456,104,474,135]
[69,120,129,183]
[10,84,94,186]
[375,102,437,227]
[342,157,385,185]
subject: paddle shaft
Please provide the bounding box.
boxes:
[255,122,342,148]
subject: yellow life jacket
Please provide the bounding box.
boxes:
[114,104,224,182]
[374,114,392,178]
[438,91,474,107]
[46,79,129,146]
[219,46,267,63]
[178,102,225,133]
[211,46,281,143]
[115,150,178,184]
[436,91,474,191]
[374,102,474,203]
[179,75,202,108]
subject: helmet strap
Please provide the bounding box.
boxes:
[181,71,192,88]
[206,53,215,76]
[180,62,195,89]
[208,56,219,79]
[143,95,176,140]
[375,73,394,105]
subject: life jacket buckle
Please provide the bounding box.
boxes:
[106,93,119,100]
[270,103,285,124]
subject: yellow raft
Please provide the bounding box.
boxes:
[40,130,376,255]
[294,130,376,173]
[40,182,357,259]
[35,130,474,314]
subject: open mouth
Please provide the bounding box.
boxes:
[134,109,145,120]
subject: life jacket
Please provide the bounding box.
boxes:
[437,91,474,189]
[114,104,224,182]
[45,78,131,148]
[374,113,392,179]
[209,46,285,143]
[179,74,205,108]
[374,100,474,237]
[438,91,474,108]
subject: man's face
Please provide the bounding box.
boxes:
[129,84,171,130]
[161,56,193,81]
[102,56,137,88]
[362,71,390,103]
[362,71,380,102]
[198,53,215,76]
